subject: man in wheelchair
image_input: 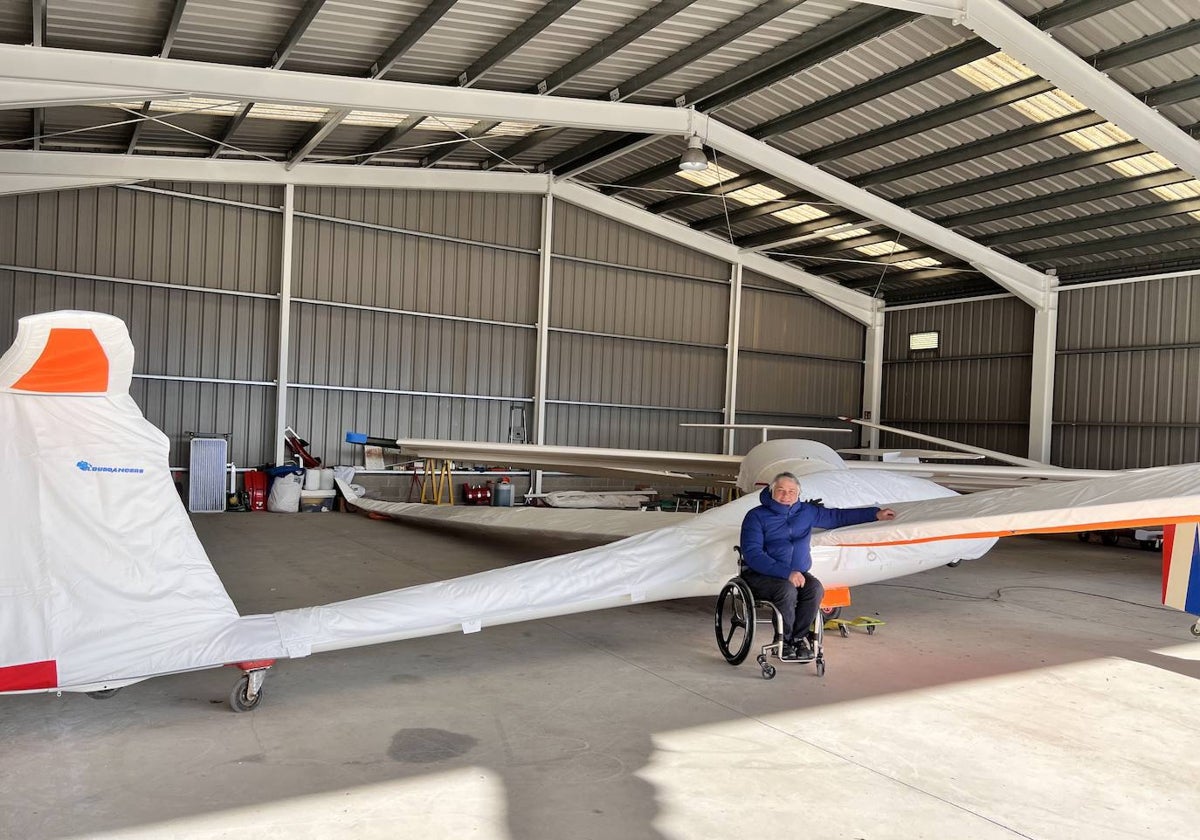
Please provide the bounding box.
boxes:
[740,472,895,660]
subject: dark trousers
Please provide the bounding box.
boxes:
[741,568,824,640]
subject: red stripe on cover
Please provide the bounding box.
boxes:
[0,660,58,691]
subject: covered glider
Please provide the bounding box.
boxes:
[3,312,1200,712]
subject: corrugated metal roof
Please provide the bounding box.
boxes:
[4,0,1199,304]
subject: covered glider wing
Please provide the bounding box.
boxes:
[815,467,1200,547]
[394,438,743,485]
[0,311,747,694]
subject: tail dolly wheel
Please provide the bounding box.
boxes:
[228,659,275,712]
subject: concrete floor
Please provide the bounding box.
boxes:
[3,511,1199,839]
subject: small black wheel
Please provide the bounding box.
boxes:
[86,688,119,699]
[714,579,756,666]
[229,675,263,712]
[820,606,842,621]
[946,560,962,568]
[1100,533,1119,547]
[867,625,876,636]
[1190,622,1200,638]
[1139,539,1162,552]
[761,664,776,680]
[839,624,849,638]
[1077,532,1090,542]
[815,659,826,677]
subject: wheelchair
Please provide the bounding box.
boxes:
[714,547,826,679]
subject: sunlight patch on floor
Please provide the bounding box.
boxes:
[641,657,1200,840]
[77,767,510,840]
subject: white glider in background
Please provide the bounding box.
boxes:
[3,311,1199,715]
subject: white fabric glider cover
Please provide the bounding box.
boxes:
[0,311,284,692]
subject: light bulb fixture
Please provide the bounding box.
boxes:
[677,135,708,172]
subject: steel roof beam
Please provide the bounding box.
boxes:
[127,0,189,155]
[552,181,877,324]
[858,0,1200,180]
[289,0,459,167]
[702,118,1051,307]
[732,136,1154,249]
[420,0,582,166]
[545,5,912,177]
[0,45,693,135]
[0,149,551,193]
[478,0,698,170]
[355,114,429,165]
[623,4,1197,213]
[210,0,327,158]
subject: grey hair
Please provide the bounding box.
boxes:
[770,472,800,491]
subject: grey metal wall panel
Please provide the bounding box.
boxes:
[883,298,1033,458]
[884,356,1032,423]
[130,378,274,469]
[737,353,864,418]
[548,332,725,410]
[885,297,1033,359]
[736,280,865,431]
[1056,273,1200,468]
[296,187,542,250]
[544,404,724,451]
[0,186,281,295]
[552,260,729,345]
[291,215,539,323]
[554,202,730,280]
[739,284,864,360]
[288,302,535,399]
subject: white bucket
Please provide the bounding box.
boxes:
[319,468,335,491]
[303,469,321,491]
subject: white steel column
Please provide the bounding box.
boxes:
[1029,280,1058,463]
[723,262,743,455]
[861,303,885,450]
[531,191,555,494]
[274,183,295,466]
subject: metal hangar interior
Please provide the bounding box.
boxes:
[1,1,1198,838]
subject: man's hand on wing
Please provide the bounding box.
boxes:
[876,508,896,520]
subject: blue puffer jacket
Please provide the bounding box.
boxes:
[739,486,879,579]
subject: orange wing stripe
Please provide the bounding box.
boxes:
[838,515,1200,547]
[12,328,109,393]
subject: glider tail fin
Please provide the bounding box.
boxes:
[1162,523,1200,616]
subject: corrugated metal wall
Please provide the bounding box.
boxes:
[883,297,1033,457]
[1,183,877,479]
[289,187,541,463]
[0,184,281,467]
[735,271,865,456]
[1056,274,1200,469]
[548,204,731,452]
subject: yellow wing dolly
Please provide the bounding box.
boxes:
[825,616,886,638]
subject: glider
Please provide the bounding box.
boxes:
[3,311,1199,713]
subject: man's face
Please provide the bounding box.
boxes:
[771,479,800,506]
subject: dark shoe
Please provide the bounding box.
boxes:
[791,639,815,661]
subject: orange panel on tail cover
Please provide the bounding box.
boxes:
[12,328,108,393]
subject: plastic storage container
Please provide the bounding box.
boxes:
[299,488,336,512]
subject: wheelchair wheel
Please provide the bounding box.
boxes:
[714,578,756,666]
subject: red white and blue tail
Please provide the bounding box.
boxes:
[1163,523,1200,616]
